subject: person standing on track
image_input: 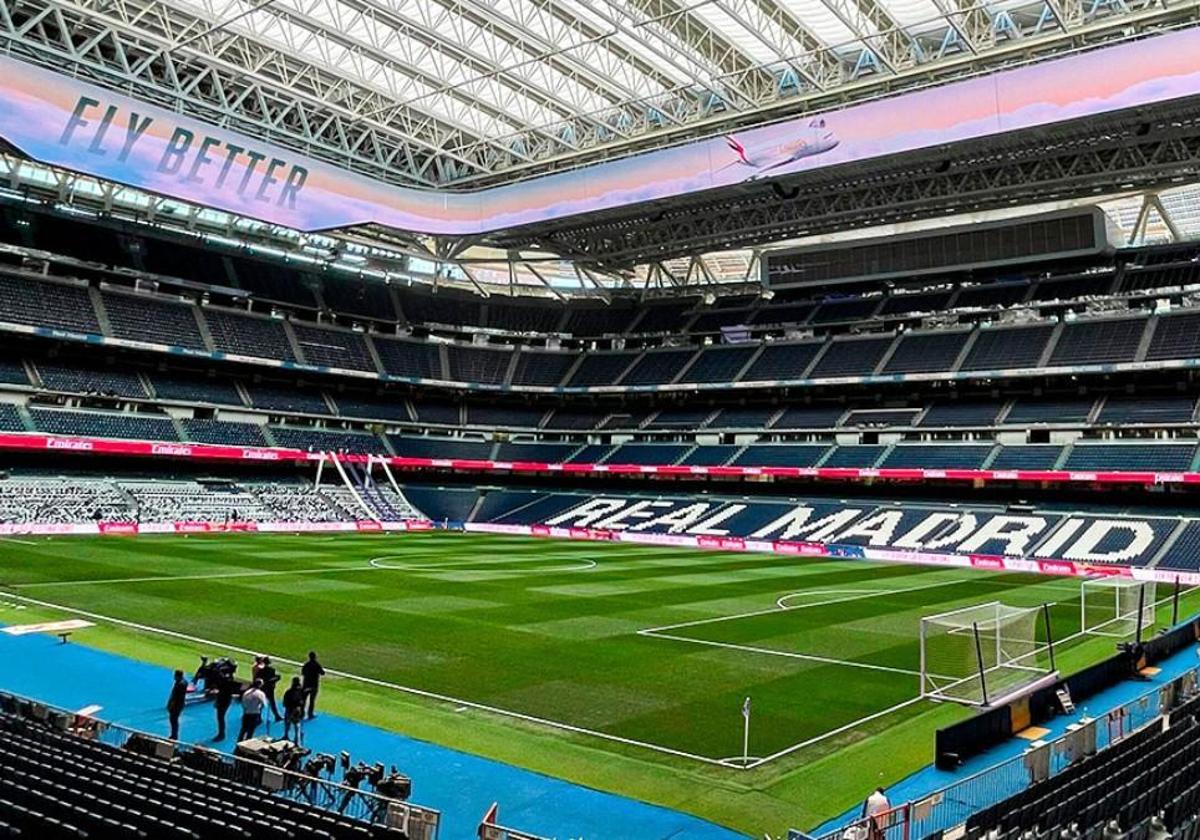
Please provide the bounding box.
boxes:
[301,650,326,720]
[166,669,188,741]
[237,679,268,742]
[282,677,305,743]
[213,668,235,742]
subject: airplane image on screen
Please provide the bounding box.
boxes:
[722,118,839,180]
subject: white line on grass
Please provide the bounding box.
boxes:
[0,589,728,768]
[646,630,929,677]
[13,553,599,589]
[0,537,38,546]
[641,577,971,635]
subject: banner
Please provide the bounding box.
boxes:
[1,29,1198,234]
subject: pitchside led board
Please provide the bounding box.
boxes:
[2,28,1200,236]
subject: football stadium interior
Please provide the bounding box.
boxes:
[2,1,1200,838]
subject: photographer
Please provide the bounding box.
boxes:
[282,677,306,743]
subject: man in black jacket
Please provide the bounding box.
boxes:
[213,670,236,741]
[259,657,282,722]
[301,651,326,720]
[282,677,305,743]
[166,670,188,740]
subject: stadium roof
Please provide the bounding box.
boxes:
[0,0,1184,190]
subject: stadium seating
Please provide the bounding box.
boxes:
[180,419,269,447]
[493,441,578,463]
[290,323,377,372]
[960,325,1054,371]
[203,309,297,361]
[1147,311,1200,361]
[30,408,178,441]
[331,394,412,422]
[880,444,994,469]
[842,409,918,427]
[148,372,244,406]
[964,712,1200,840]
[0,705,411,839]
[678,445,737,466]
[620,349,696,386]
[0,405,25,432]
[1005,397,1095,425]
[821,446,887,468]
[988,445,1065,470]
[732,444,829,467]
[773,405,848,429]
[0,478,129,523]
[646,407,717,429]
[243,382,331,415]
[0,357,28,386]
[409,401,460,426]
[679,346,756,383]
[1097,396,1197,425]
[882,331,970,374]
[567,352,639,387]
[510,350,575,386]
[567,444,615,463]
[741,342,823,381]
[709,407,778,429]
[1049,317,1147,366]
[809,336,894,378]
[605,443,691,465]
[389,435,493,460]
[445,344,512,385]
[0,275,100,334]
[269,426,383,454]
[1156,521,1200,570]
[464,404,547,429]
[35,362,148,399]
[122,479,273,522]
[100,291,207,350]
[544,408,606,430]
[919,401,1003,427]
[1063,443,1196,471]
[372,336,443,379]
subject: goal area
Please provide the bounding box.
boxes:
[920,602,1056,706]
[1080,578,1156,639]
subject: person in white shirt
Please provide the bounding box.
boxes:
[237,679,268,742]
[865,788,891,840]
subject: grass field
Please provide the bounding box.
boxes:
[0,530,1191,836]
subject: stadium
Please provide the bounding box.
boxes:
[1,0,1200,837]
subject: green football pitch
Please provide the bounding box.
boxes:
[0,530,1191,835]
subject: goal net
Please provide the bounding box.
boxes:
[1081,578,1156,639]
[920,602,1054,706]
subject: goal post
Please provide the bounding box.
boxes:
[1080,578,1156,640]
[920,602,1055,706]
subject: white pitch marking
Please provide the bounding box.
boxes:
[646,630,930,677]
[641,577,972,635]
[368,556,597,574]
[0,589,728,768]
[0,537,38,546]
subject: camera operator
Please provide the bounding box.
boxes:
[166,669,188,741]
[302,651,326,720]
[282,676,306,743]
[237,679,269,743]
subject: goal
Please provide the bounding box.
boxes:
[1081,578,1156,639]
[920,602,1055,706]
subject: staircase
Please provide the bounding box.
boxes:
[342,459,417,521]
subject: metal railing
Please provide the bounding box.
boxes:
[0,691,441,840]
[811,664,1200,840]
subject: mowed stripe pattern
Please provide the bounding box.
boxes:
[0,532,1106,759]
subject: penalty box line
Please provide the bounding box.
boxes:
[0,589,729,769]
